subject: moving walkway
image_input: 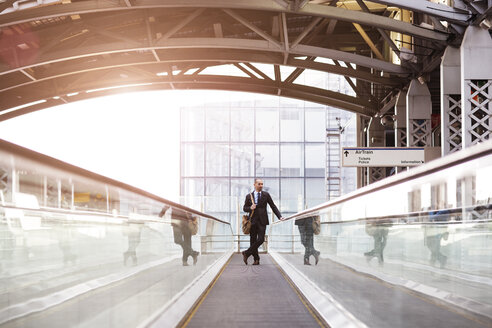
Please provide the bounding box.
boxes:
[1,138,491,327]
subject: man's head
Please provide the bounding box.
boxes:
[254,178,264,192]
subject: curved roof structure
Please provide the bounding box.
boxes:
[0,0,483,120]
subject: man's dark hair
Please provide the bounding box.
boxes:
[254,178,263,184]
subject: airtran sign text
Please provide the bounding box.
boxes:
[342,147,425,167]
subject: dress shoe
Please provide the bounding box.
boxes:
[252,260,260,265]
[241,251,249,265]
[314,251,320,265]
[304,258,311,265]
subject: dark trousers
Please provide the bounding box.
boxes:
[298,225,316,260]
[173,225,195,262]
[245,221,266,261]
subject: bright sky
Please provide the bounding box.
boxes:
[0,90,275,202]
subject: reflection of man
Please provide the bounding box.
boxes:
[425,210,449,268]
[242,179,284,265]
[159,205,199,266]
[123,222,142,266]
[295,217,320,265]
[364,220,390,265]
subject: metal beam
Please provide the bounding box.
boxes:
[243,63,272,80]
[0,50,401,96]
[20,69,36,81]
[367,0,472,23]
[0,37,409,77]
[352,23,385,60]
[0,0,451,40]
[290,16,323,48]
[355,0,400,56]
[223,9,281,48]
[233,63,259,79]
[156,8,205,42]
[0,74,375,120]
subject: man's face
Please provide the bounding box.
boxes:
[254,180,264,192]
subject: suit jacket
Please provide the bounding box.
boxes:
[243,191,282,226]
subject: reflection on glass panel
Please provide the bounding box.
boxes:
[181,107,204,141]
[230,109,254,141]
[206,108,229,141]
[0,140,235,328]
[205,178,230,213]
[306,144,325,177]
[280,108,304,142]
[281,178,304,213]
[256,108,279,141]
[305,178,326,208]
[230,144,254,177]
[255,144,279,177]
[206,144,229,176]
[280,144,304,177]
[341,167,357,195]
[305,109,326,141]
[182,144,204,176]
[182,178,204,197]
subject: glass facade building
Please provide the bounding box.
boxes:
[180,71,357,227]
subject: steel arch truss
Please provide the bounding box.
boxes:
[0,0,469,119]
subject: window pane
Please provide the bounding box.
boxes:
[280,144,304,177]
[305,108,325,142]
[231,144,254,177]
[261,178,279,200]
[231,179,253,198]
[280,178,304,213]
[231,109,254,141]
[182,144,204,176]
[305,144,325,177]
[206,144,229,176]
[181,107,204,141]
[206,108,229,141]
[205,178,230,213]
[255,144,279,177]
[280,108,303,142]
[181,178,204,197]
[305,178,325,207]
[256,108,279,141]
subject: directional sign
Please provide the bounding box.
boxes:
[342,147,425,167]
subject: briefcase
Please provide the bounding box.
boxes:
[242,215,251,234]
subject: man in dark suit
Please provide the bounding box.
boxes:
[242,179,284,265]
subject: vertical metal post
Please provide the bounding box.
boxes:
[105,185,110,213]
[367,117,386,184]
[43,175,47,207]
[407,79,432,147]
[395,90,408,173]
[460,26,492,148]
[57,179,61,208]
[441,46,462,155]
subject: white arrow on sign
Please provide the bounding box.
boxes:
[342,147,425,167]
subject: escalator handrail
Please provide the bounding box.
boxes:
[276,139,492,224]
[0,138,228,225]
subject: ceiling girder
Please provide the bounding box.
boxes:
[0,73,376,121]
[367,0,472,23]
[0,0,450,41]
